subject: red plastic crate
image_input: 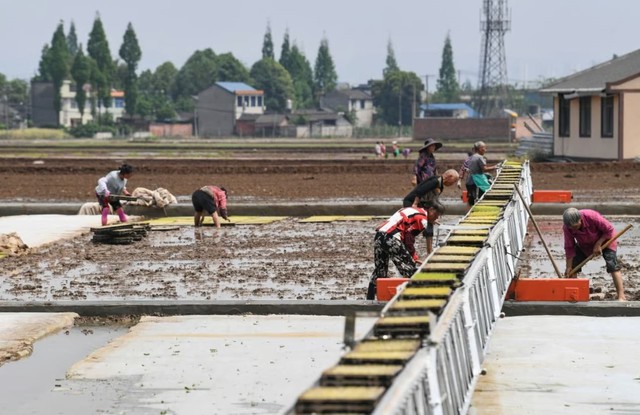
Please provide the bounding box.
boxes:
[376,278,410,301]
[532,190,573,203]
[506,278,589,302]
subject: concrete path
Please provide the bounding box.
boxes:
[1,314,374,415]
[471,315,640,414]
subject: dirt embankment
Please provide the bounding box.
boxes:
[1,158,639,202]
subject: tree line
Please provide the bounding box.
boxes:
[2,13,500,130]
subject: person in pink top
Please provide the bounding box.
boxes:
[562,208,626,301]
[191,185,229,228]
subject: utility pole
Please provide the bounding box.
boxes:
[423,74,435,117]
[397,91,402,137]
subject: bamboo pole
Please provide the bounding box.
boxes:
[566,224,633,278]
[513,185,564,279]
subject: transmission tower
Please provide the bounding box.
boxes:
[475,0,511,117]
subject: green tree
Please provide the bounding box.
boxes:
[215,53,250,82]
[4,78,29,108]
[250,58,294,112]
[261,22,274,59]
[87,13,115,114]
[433,34,460,103]
[313,37,337,98]
[49,21,71,120]
[371,70,422,126]
[173,49,217,101]
[137,68,175,120]
[279,29,291,70]
[35,44,53,81]
[71,46,91,118]
[384,39,399,76]
[287,44,314,109]
[66,21,79,60]
[153,62,178,94]
[119,22,142,116]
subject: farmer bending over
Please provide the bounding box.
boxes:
[366,200,445,300]
[562,208,626,301]
[95,164,134,226]
[192,185,229,228]
[402,169,458,254]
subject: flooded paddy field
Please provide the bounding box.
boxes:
[2,216,640,302]
[518,216,640,301]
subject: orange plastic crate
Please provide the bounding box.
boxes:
[506,278,589,302]
[376,278,410,301]
[532,190,573,203]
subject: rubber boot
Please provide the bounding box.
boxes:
[116,207,128,223]
[366,281,377,300]
[101,207,110,226]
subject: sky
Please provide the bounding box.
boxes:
[2,0,640,89]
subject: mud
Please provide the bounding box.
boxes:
[517,217,640,301]
[1,158,640,203]
[2,215,639,303]
[1,156,640,302]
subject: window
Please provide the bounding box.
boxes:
[601,95,614,138]
[237,96,242,107]
[360,99,365,109]
[244,96,250,107]
[257,96,263,107]
[114,98,125,109]
[558,95,571,137]
[251,96,256,107]
[579,96,591,137]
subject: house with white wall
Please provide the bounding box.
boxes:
[540,49,640,160]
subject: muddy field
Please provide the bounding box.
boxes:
[1,156,640,302]
[1,157,640,203]
[2,215,639,302]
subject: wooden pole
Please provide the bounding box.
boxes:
[567,224,633,278]
[513,185,564,279]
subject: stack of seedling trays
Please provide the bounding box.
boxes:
[90,223,151,245]
[295,339,421,414]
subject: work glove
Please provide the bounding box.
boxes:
[220,209,229,221]
[456,179,462,189]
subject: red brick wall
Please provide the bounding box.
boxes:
[150,123,193,137]
[413,118,510,140]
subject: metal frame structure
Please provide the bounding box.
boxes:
[289,161,532,415]
[476,0,511,118]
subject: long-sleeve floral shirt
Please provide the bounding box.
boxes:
[413,152,437,184]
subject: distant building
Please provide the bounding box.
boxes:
[196,82,264,137]
[420,103,478,118]
[320,88,374,128]
[540,48,640,160]
[291,109,353,138]
[31,80,126,128]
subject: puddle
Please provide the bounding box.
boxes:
[0,325,127,414]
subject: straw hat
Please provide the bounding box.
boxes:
[419,138,443,152]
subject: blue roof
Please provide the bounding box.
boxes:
[420,103,478,118]
[216,82,256,93]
